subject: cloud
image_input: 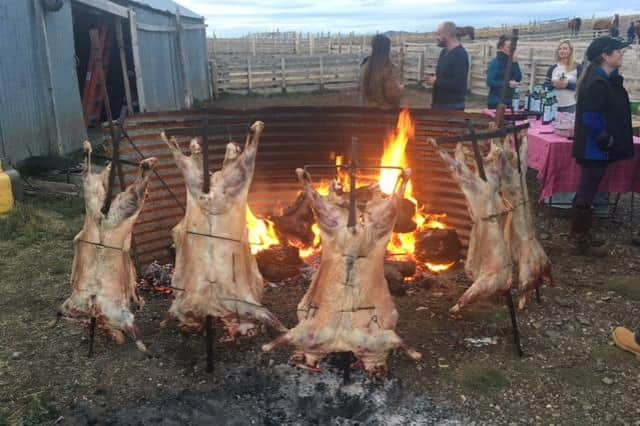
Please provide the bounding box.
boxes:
[175,0,636,36]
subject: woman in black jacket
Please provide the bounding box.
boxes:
[570,36,633,257]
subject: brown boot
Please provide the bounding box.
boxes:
[612,327,640,359]
[570,206,608,257]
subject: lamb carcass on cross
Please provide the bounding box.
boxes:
[162,122,286,339]
[433,141,513,313]
[499,132,552,309]
[59,142,157,351]
[263,168,421,377]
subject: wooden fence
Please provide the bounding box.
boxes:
[208,14,640,57]
[209,40,640,99]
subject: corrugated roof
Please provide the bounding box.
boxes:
[126,0,202,19]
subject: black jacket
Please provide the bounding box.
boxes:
[573,67,634,163]
[432,45,469,106]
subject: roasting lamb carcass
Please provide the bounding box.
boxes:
[59,142,157,351]
[433,141,513,313]
[162,122,286,339]
[263,168,421,377]
[499,133,552,309]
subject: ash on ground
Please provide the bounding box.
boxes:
[67,363,465,425]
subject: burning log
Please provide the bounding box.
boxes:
[394,198,417,233]
[271,192,315,248]
[256,245,304,281]
[414,228,463,264]
[383,260,416,296]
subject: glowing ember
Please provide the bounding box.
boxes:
[246,206,279,254]
[299,223,321,258]
[425,262,456,273]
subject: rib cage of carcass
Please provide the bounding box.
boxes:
[432,132,552,312]
[498,132,553,308]
[162,121,286,339]
[263,168,421,377]
[59,142,157,351]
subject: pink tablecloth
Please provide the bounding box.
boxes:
[527,120,640,201]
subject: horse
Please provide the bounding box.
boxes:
[568,17,581,36]
[456,26,475,41]
[593,14,619,37]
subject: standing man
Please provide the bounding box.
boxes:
[486,35,522,109]
[627,21,636,44]
[425,21,469,111]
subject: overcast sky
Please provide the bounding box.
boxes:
[176,0,636,37]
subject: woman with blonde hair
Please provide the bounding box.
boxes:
[359,34,402,108]
[545,39,582,113]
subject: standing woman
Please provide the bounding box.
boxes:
[571,36,633,257]
[359,34,402,108]
[545,40,582,113]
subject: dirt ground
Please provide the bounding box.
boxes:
[2,90,640,425]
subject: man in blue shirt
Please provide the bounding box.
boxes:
[486,35,522,109]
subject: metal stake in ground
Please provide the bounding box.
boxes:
[88,29,121,216]
[200,115,215,373]
[88,316,97,357]
[465,121,523,357]
[205,315,214,373]
[495,28,520,128]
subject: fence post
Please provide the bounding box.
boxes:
[418,51,424,84]
[529,58,537,91]
[281,57,287,93]
[309,32,314,56]
[466,52,472,93]
[361,35,366,53]
[210,60,219,99]
[252,34,256,56]
[247,57,252,93]
[337,32,341,54]
[399,45,405,83]
[295,32,300,54]
[319,56,325,91]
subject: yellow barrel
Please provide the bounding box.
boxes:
[0,160,14,214]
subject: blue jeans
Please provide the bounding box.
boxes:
[432,102,465,111]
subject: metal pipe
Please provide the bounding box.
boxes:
[347,137,358,228]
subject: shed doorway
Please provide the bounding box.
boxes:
[71,1,137,129]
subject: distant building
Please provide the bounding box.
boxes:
[0,0,210,163]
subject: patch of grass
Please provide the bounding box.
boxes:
[601,276,640,301]
[459,365,508,393]
[592,344,636,364]
[0,198,83,243]
[22,395,58,426]
[554,366,600,389]
[0,410,8,426]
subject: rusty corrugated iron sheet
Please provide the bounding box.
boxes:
[109,106,494,266]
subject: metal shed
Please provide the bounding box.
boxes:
[0,0,209,163]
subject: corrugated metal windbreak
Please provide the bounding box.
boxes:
[107,106,494,267]
[132,6,208,112]
[0,0,86,163]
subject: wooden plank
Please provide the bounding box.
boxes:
[115,17,133,115]
[280,57,287,93]
[137,23,176,32]
[33,0,62,155]
[74,0,128,17]
[247,57,253,92]
[128,9,146,112]
[175,8,192,109]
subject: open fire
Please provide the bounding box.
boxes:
[247,109,457,274]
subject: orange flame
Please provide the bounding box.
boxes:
[246,206,279,254]
[377,109,455,274]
